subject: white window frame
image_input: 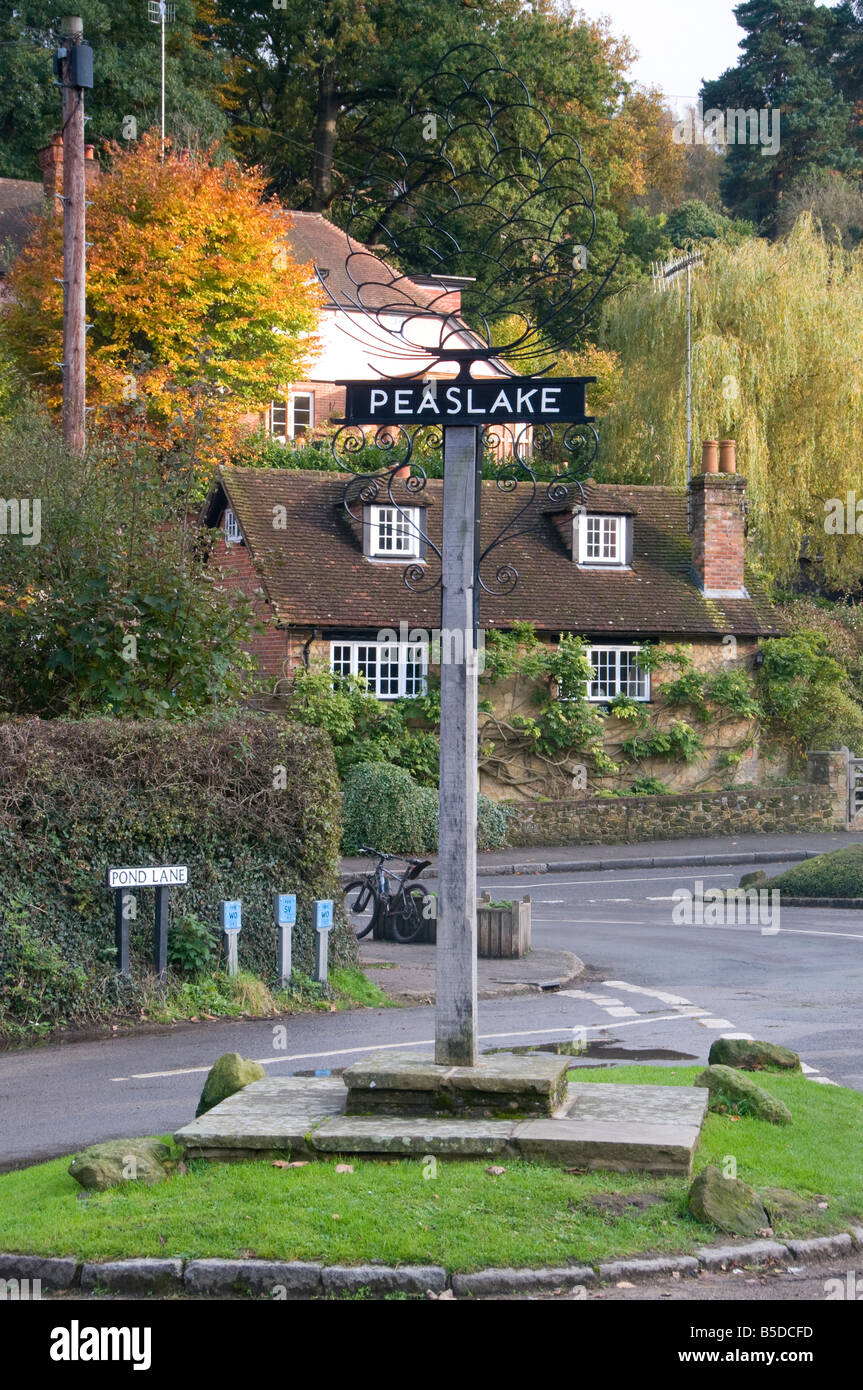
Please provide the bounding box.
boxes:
[223,508,243,545]
[270,399,287,442]
[576,512,629,567]
[289,392,314,438]
[368,504,422,560]
[330,640,428,700]
[585,645,650,702]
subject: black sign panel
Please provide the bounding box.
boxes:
[337,376,595,426]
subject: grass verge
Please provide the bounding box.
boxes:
[0,1067,860,1272]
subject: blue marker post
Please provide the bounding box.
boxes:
[313,898,333,985]
[219,899,242,978]
[274,893,296,986]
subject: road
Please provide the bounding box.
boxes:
[0,856,861,1169]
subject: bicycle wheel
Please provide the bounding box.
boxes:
[389,882,431,944]
[342,879,380,939]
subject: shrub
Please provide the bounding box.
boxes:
[0,715,349,1037]
[167,913,216,977]
[341,762,509,855]
[768,846,863,898]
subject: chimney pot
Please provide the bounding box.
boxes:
[701,440,719,474]
[719,439,736,473]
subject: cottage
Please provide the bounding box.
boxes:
[203,441,786,798]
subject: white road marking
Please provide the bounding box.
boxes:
[777,928,863,943]
[719,1032,754,1041]
[603,981,693,1007]
[696,1018,736,1029]
[113,1011,713,1082]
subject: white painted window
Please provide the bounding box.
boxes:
[270,400,287,442]
[576,513,629,567]
[223,508,243,545]
[586,646,649,701]
[289,392,314,438]
[368,504,421,559]
[330,641,428,700]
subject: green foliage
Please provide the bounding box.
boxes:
[596,218,863,591]
[0,407,257,716]
[0,715,348,1038]
[341,762,508,856]
[665,200,755,249]
[0,2,227,181]
[282,668,440,786]
[167,913,216,977]
[758,631,863,751]
[701,0,862,230]
[0,898,88,1035]
[768,846,863,899]
[619,720,705,765]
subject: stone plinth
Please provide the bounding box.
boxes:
[342,1049,570,1117]
[174,1071,708,1176]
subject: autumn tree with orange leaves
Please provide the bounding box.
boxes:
[1,133,322,459]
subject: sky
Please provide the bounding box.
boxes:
[574,1,747,111]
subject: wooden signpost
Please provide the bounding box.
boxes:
[337,382,593,1066]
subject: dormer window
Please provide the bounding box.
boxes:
[223,508,243,545]
[367,504,422,560]
[575,512,630,568]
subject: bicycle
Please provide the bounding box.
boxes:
[342,847,432,944]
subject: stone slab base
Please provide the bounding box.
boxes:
[175,1070,708,1176]
[343,1049,571,1117]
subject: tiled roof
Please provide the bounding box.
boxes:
[279,210,439,312]
[209,467,784,638]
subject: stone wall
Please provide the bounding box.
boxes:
[503,783,836,848]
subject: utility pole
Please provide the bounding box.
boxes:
[652,249,703,528]
[56,16,93,454]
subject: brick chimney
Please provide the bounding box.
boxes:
[37,134,99,213]
[690,439,747,598]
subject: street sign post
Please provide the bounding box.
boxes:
[313,899,333,984]
[219,899,242,977]
[105,864,188,981]
[274,893,296,985]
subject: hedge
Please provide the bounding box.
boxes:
[768,845,863,898]
[341,762,509,855]
[0,715,350,1035]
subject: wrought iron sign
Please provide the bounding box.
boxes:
[338,377,595,428]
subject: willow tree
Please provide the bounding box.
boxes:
[596,215,863,592]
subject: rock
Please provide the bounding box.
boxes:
[739,870,768,888]
[695,1065,792,1125]
[451,1267,595,1297]
[196,1052,266,1117]
[708,1038,801,1072]
[760,1187,820,1222]
[321,1265,447,1296]
[68,1138,171,1191]
[688,1165,771,1236]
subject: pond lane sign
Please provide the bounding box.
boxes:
[338,376,595,427]
[107,865,188,889]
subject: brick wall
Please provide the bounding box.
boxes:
[503,783,836,847]
[210,528,307,685]
[690,473,746,595]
